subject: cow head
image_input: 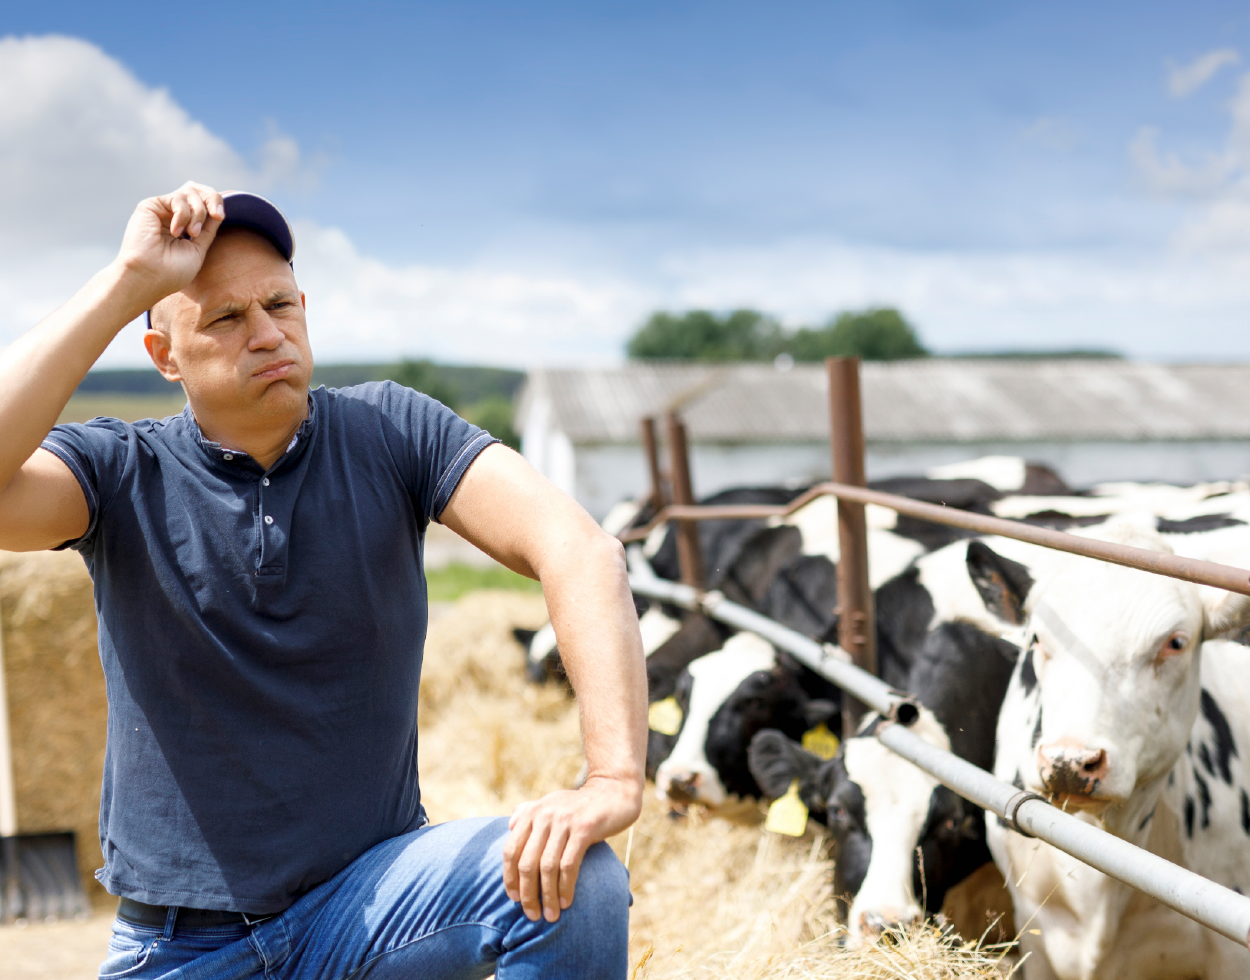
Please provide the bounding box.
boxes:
[976,523,1250,825]
[655,635,838,807]
[749,712,984,946]
[655,632,778,806]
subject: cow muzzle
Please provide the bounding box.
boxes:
[1036,741,1109,800]
[661,772,701,805]
[857,905,922,943]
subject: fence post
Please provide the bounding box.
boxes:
[640,417,665,512]
[827,357,877,738]
[665,412,704,588]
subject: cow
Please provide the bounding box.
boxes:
[645,483,1070,812]
[984,522,1250,980]
[747,539,1030,943]
[652,631,840,806]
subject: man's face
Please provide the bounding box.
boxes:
[146,228,314,426]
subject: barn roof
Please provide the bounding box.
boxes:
[517,360,1250,445]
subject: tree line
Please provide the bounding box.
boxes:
[626,307,927,362]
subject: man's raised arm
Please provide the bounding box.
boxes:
[439,444,647,924]
[0,183,225,551]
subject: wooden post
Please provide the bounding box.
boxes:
[827,357,876,738]
[640,417,665,511]
[665,412,704,588]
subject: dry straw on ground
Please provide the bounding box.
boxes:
[418,591,1017,979]
[1,566,1016,977]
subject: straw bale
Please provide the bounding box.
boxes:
[0,549,106,903]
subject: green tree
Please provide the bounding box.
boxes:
[462,397,520,451]
[626,309,786,361]
[385,359,461,408]
[787,308,928,362]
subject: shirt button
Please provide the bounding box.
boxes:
[264,515,274,525]
[223,453,234,461]
[262,478,270,486]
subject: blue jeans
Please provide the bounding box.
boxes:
[98,816,630,979]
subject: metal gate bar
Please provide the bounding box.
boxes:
[626,564,1250,948]
[620,479,1250,597]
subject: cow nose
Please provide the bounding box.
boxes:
[664,772,701,804]
[858,906,921,941]
[1037,742,1108,796]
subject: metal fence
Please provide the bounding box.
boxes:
[622,356,1250,949]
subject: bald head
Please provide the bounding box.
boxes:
[149,227,295,335]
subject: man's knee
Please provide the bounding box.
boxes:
[571,842,630,916]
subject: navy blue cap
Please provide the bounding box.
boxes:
[145,191,295,329]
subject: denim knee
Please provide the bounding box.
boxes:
[571,841,630,917]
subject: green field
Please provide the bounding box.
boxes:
[425,562,543,601]
[58,394,188,424]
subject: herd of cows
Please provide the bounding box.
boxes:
[511,457,1250,979]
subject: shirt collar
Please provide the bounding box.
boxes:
[187,394,317,473]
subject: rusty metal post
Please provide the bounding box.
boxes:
[665,412,704,588]
[640,417,665,511]
[828,357,876,738]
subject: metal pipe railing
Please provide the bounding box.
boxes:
[621,480,1250,597]
[627,562,1250,949]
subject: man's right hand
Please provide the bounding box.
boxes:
[114,181,226,314]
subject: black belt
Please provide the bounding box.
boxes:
[117,897,273,929]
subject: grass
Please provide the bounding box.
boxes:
[58,394,187,425]
[425,562,542,601]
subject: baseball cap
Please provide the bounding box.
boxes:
[144,191,295,329]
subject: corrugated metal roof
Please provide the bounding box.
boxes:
[517,360,1250,445]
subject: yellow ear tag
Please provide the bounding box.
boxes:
[801,723,840,761]
[764,779,809,837]
[647,697,683,736]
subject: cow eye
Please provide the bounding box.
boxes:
[1157,632,1189,663]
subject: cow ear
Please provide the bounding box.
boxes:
[1202,588,1250,641]
[966,540,1034,626]
[748,729,824,798]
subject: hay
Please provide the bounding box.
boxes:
[0,557,1018,976]
[420,592,1017,979]
[0,549,107,904]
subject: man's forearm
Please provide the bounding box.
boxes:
[539,532,647,796]
[0,261,147,489]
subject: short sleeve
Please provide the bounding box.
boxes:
[373,382,499,522]
[40,418,134,552]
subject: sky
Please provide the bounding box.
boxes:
[4,1,1250,367]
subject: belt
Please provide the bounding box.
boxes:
[117,897,272,929]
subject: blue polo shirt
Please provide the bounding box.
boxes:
[40,381,497,914]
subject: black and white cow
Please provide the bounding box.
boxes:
[646,475,1058,808]
[986,522,1250,980]
[747,539,1031,942]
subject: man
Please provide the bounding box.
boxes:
[0,183,646,979]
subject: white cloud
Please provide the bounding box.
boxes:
[292,223,646,366]
[1167,48,1240,99]
[1020,116,1080,151]
[1132,69,1250,254]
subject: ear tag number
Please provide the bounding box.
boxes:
[801,723,840,760]
[647,697,683,736]
[765,779,809,837]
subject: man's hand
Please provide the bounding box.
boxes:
[115,181,226,312]
[502,775,642,922]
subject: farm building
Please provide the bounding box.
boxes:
[516,359,1250,519]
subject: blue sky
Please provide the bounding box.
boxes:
[4,2,1250,365]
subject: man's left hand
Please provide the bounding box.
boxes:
[502,774,642,922]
